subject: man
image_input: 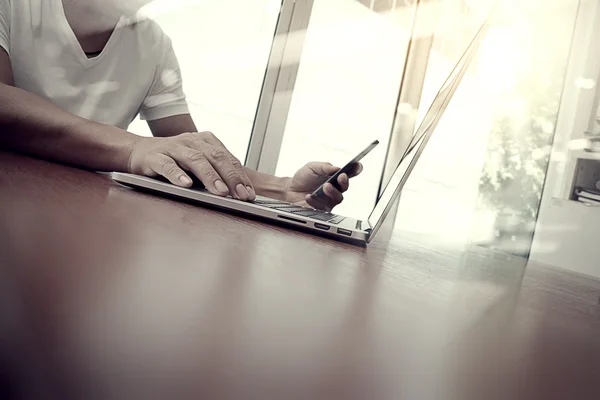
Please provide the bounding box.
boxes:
[0,0,360,210]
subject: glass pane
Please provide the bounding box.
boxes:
[128,0,282,161]
[273,0,416,220]
[392,0,579,254]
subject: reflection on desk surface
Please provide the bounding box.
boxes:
[1,152,599,399]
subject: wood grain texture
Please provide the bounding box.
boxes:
[0,151,599,400]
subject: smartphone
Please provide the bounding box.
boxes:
[311,140,379,200]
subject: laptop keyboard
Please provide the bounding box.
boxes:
[148,175,347,225]
[253,198,346,225]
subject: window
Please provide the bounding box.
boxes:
[128,0,282,161]
[392,0,580,254]
[270,0,418,220]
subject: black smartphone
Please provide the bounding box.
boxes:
[310,140,379,200]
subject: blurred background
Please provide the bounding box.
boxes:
[128,0,600,277]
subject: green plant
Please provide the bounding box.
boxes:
[477,23,569,235]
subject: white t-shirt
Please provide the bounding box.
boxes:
[0,0,189,130]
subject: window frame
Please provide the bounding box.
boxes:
[245,0,314,173]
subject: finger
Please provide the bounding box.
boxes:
[171,148,229,196]
[223,152,255,200]
[305,194,332,212]
[149,154,193,187]
[337,173,350,192]
[196,133,255,200]
[199,131,223,147]
[348,163,363,178]
[206,148,252,201]
[201,133,250,183]
[307,162,340,177]
[323,182,344,205]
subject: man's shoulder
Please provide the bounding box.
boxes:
[124,14,171,48]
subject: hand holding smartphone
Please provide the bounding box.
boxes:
[310,140,379,200]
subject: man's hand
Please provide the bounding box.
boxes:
[283,162,363,211]
[128,131,256,201]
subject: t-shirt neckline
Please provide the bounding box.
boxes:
[51,0,126,67]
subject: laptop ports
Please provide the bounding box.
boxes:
[314,223,330,231]
[278,215,306,224]
[337,228,352,237]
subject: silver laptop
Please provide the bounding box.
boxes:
[111,23,488,245]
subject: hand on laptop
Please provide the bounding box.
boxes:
[126,132,360,210]
[128,132,256,201]
[284,162,363,211]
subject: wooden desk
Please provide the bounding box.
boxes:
[1,151,599,399]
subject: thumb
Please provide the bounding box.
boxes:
[307,162,339,177]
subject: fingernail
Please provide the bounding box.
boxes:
[179,176,192,186]
[236,184,250,200]
[215,180,228,194]
[246,186,256,200]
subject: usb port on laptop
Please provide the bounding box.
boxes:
[337,228,352,237]
[314,223,330,231]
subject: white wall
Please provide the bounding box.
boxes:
[530,0,600,278]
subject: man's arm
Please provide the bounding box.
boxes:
[0,49,255,200]
[148,114,290,199]
[0,48,136,172]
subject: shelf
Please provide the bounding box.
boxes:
[568,149,600,161]
[551,197,600,209]
[557,152,600,201]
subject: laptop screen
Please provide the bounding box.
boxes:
[367,21,490,242]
